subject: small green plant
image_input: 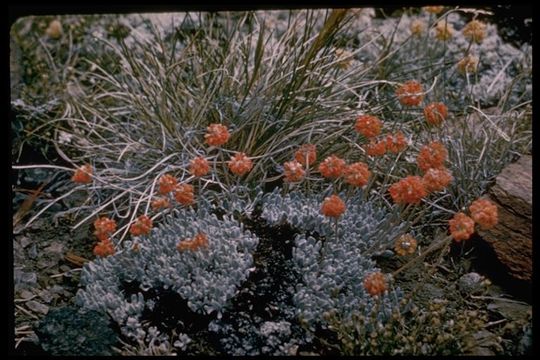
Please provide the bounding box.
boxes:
[321,298,498,355]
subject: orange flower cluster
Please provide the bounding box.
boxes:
[389,176,427,205]
[283,160,305,183]
[158,174,177,195]
[435,21,455,41]
[410,19,426,36]
[449,212,475,242]
[343,162,371,187]
[423,167,453,193]
[469,198,498,229]
[94,217,117,242]
[129,215,153,236]
[321,195,346,218]
[189,156,210,177]
[417,141,448,172]
[355,115,382,138]
[228,152,253,176]
[423,6,444,14]
[176,232,209,252]
[396,80,424,107]
[462,20,487,44]
[318,155,346,179]
[174,183,194,206]
[363,272,387,297]
[72,164,93,184]
[151,197,170,211]
[294,144,317,167]
[457,55,479,75]
[385,132,408,153]
[424,102,448,126]
[394,234,417,256]
[93,238,115,257]
[93,216,117,257]
[365,140,386,157]
[205,123,230,147]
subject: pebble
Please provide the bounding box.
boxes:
[27,243,38,260]
[26,300,49,315]
[45,242,64,256]
[37,258,57,269]
[19,236,32,248]
[287,344,299,356]
[14,268,37,288]
[458,272,486,295]
[18,289,35,300]
[38,290,55,303]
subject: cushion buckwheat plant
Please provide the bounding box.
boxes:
[228,152,253,176]
[423,102,448,126]
[174,183,195,206]
[318,155,346,179]
[469,198,498,229]
[343,162,371,188]
[388,176,427,205]
[423,167,453,193]
[189,156,211,177]
[294,144,317,167]
[76,198,259,340]
[283,160,306,183]
[355,114,382,138]
[417,141,448,173]
[261,188,406,329]
[385,132,408,154]
[395,80,424,107]
[448,212,475,242]
[205,123,230,147]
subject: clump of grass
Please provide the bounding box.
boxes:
[16,10,396,233]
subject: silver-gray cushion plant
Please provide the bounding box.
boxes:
[75,197,259,340]
[76,185,408,345]
[261,187,407,330]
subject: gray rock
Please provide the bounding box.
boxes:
[458,272,486,295]
[37,258,58,270]
[39,290,56,303]
[19,236,32,248]
[27,243,38,259]
[18,289,35,300]
[287,344,299,356]
[45,242,64,256]
[14,268,37,289]
[26,300,50,315]
[13,240,26,263]
[487,300,531,322]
